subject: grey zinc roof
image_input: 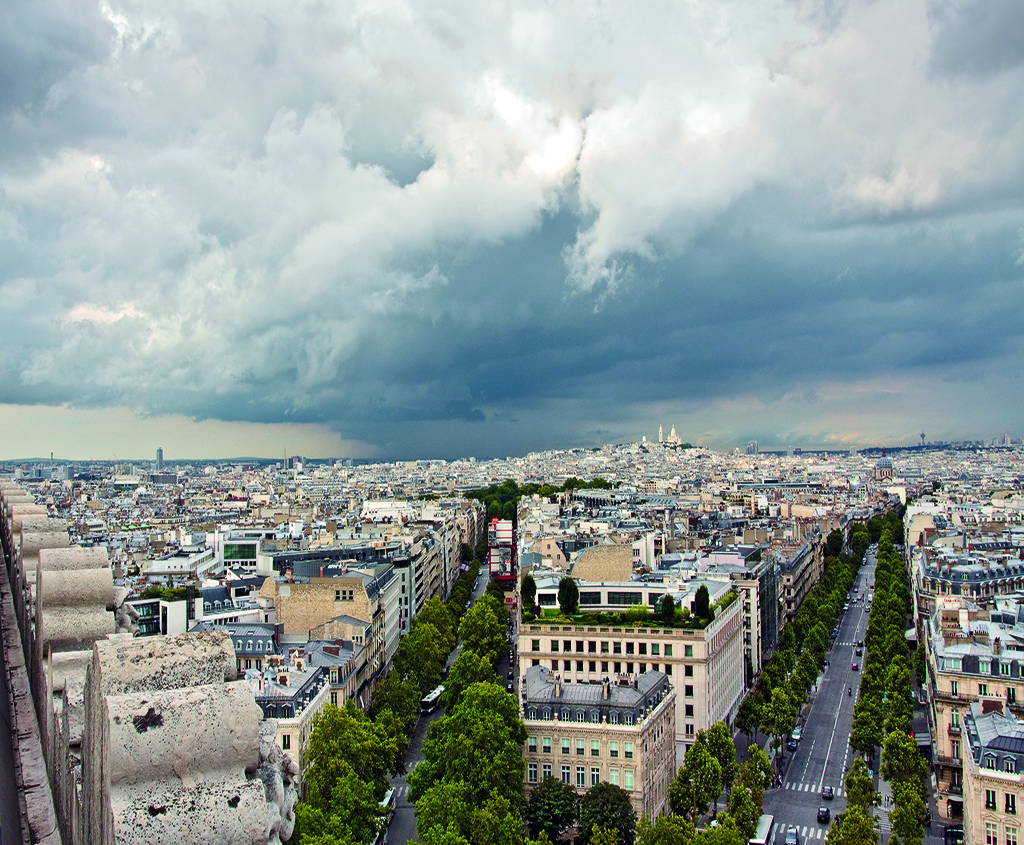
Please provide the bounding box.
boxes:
[523,665,665,708]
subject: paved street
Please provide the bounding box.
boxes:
[762,553,876,845]
[387,572,508,845]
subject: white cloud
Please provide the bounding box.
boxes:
[2,0,1024,456]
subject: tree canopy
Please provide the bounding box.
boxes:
[578,783,638,845]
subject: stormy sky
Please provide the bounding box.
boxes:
[2,0,1024,460]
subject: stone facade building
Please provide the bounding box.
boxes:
[962,701,1024,845]
[521,666,676,819]
[519,593,743,746]
[925,597,1024,820]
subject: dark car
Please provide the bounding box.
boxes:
[506,681,514,693]
[787,738,799,751]
[821,786,834,800]
[818,807,831,823]
[856,647,863,656]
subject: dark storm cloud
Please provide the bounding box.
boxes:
[2,0,1024,458]
[929,0,1024,78]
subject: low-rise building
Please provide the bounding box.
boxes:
[521,666,676,820]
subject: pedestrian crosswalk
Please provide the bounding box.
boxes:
[782,826,827,841]
[783,782,845,797]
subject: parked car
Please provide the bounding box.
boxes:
[506,681,514,693]
[818,807,831,823]
[787,737,799,751]
[792,726,803,741]
[821,786,834,800]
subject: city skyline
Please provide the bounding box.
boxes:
[3,1,1024,461]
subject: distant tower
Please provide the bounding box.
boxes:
[659,425,663,443]
[156,447,164,471]
[920,432,925,448]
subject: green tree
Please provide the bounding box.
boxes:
[458,595,507,662]
[303,703,401,808]
[762,687,797,754]
[409,682,526,808]
[293,765,388,845]
[843,759,879,812]
[636,815,695,845]
[889,785,925,845]
[292,703,401,845]
[417,597,457,653]
[590,828,621,845]
[521,573,537,610]
[441,649,498,710]
[736,746,772,811]
[578,783,637,845]
[524,776,579,841]
[826,529,844,558]
[558,576,579,616]
[725,781,761,839]
[416,783,524,845]
[825,803,879,845]
[849,697,884,759]
[660,594,677,624]
[694,585,711,620]
[394,621,447,694]
[369,673,421,737]
[913,645,926,688]
[669,737,722,823]
[706,722,739,796]
[735,696,762,744]
[881,730,926,790]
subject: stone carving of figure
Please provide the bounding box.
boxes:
[256,720,300,844]
[111,585,140,635]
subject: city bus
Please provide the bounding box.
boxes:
[749,814,774,845]
[420,685,444,713]
[370,787,396,845]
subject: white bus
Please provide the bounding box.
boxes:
[420,685,444,713]
[370,787,396,845]
[749,814,775,845]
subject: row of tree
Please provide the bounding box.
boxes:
[409,581,535,845]
[466,477,615,521]
[523,575,726,632]
[734,531,860,755]
[290,552,485,845]
[839,522,928,845]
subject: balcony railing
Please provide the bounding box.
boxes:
[948,724,961,735]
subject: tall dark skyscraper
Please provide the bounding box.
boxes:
[156,447,163,470]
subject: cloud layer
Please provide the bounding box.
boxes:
[2,0,1023,458]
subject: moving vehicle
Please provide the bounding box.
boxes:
[821,786,834,800]
[852,662,859,671]
[817,807,831,823]
[420,685,445,713]
[785,826,799,845]
[856,647,863,656]
[748,814,774,845]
